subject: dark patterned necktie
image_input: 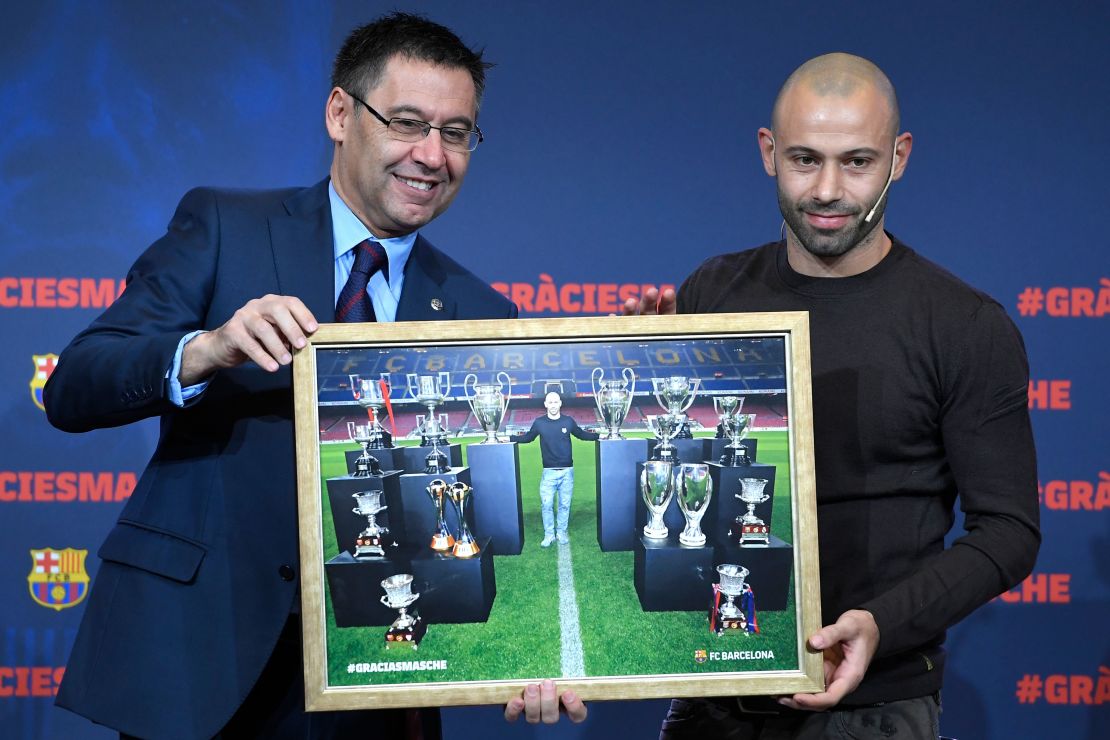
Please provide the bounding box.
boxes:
[335,239,388,322]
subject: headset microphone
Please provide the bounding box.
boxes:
[864,144,899,223]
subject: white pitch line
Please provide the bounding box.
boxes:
[556,541,585,678]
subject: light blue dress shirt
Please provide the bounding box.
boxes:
[167,181,418,405]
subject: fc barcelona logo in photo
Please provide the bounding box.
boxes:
[30,354,59,411]
[28,548,90,611]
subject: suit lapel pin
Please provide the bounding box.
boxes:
[430,298,444,311]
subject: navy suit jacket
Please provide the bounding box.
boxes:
[44,179,517,739]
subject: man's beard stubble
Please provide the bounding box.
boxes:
[777,187,886,258]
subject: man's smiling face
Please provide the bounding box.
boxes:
[328,55,476,238]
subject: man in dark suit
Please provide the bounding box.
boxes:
[45,13,584,739]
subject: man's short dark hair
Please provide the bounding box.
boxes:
[332,12,493,110]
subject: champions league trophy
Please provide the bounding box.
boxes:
[651,375,701,439]
[463,372,512,444]
[347,421,382,476]
[423,437,450,474]
[351,490,392,558]
[675,463,713,547]
[713,395,743,439]
[719,413,756,467]
[349,373,391,449]
[641,459,675,540]
[591,367,637,439]
[731,477,771,546]
[424,479,455,552]
[406,372,451,446]
[711,564,757,635]
[446,481,481,558]
[646,413,681,463]
[380,574,425,648]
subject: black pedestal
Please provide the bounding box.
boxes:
[325,549,418,627]
[707,437,758,465]
[714,535,793,611]
[595,438,650,552]
[398,468,475,550]
[633,536,718,611]
[648,437,711,464]
[398,443,463,474]
[410,537,497,624]
[345,446,405,477]
[326,471,405,553]
[465,442,524,555]
[707,462,778,547]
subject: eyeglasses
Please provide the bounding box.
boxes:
[346,90,483,153]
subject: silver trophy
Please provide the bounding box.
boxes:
[447,481,480,558]
[380,573,423,648]
[424,479,455,552]
[406,372,451,446]
[675,463,713,547]
[352,490,391,558]
[463,372,512,444]
[641,459,675,539]
[733,477,771,546]
[347,421,382,476]
[646,413,681,463]
[651,375,701,439]
[423,437,450,474]
[349,373,392,449]
[715,564,751,620]
[720,413,756,467]
[713,395,743,439]
[591,367,637,439]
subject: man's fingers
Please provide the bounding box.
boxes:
[561,689,587,723]
[503,696,525,722]
[540,679,559,723]
[523,683,541,723]
[657,287,677,315]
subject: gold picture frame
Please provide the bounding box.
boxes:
[294,312,821,711]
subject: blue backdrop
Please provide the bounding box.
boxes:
[2,1,1107,737]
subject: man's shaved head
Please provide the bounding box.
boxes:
[772,53,900,136]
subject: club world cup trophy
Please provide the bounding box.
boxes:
[406,372,452,446]
[647,413,681,463]
[641,459,675,540]
[347,421,382,476]
[380,574,426,648]
[710,564,757,635]
[591,367,637,439]
[463,372,512,444]
[730,477,771,546]
[713,395,743,439]
[651,375,701,439]
[446,481,481,558]
[349,373,392,449]
[424,479,456,552]
[719,413,756,467]
[675,463,713,547]
[351,490,393,558]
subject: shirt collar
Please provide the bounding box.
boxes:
[329,181,417,289]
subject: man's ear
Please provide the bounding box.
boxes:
[757,128,777,176]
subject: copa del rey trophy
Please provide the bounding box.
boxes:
[380,574,426,648]
[347,421,382,476]
[730,477,771,546]
[713,395,743,439]
[710,564,758,635]
[406,372,452,447]
[424,479,456,552]
[349,373,392,449]
[651,375,701,439]
[719,412,756,467]
[675,463,713,547]
[351,490,393,558]
[463,372,512,444]
[446,481,481,558]
[641,460,675,540]
[646,413,681,463]
[591,367,636,440]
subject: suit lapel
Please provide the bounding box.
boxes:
[397,235,457,321]
[268,179,334,322]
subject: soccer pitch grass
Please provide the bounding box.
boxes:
[319,432,798,688]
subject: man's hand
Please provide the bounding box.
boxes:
[779,609,879,711]
[621,286,677,316]
[503,679,587,725]
[180,295,318,385]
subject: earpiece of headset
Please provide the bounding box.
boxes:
[864,144,899,223]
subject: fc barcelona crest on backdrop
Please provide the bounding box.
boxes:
[28,548,90,611]
[30,354,58,411]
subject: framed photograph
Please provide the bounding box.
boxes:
[293,312,821,711]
